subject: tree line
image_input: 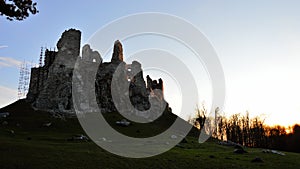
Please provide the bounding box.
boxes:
[190,105,300,153]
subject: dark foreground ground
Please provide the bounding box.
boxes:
[0,100,299,169]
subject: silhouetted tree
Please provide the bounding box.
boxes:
[291,124,300,152]
[0,0,38,21]
[195,104,206,130]
[250,117,266,147]
[217,114,225,141]
[241,111,250,146]
[265,125,286,150]
[213,111,300,153]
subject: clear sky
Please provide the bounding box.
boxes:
[1,0,300,127]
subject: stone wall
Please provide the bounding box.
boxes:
[34,29,81,114]
[26,49,57,102]
[27,29,167,118]
[27,29,81,114]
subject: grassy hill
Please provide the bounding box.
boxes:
[0,100,299,169]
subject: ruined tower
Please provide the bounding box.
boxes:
[27,29,81,114]
[111,40,124,62]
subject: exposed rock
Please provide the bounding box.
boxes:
[180,137,188,143]
[262,149,286,156]
[234,148,247,154]
[116,119,130,127]
[99,137,112,143]
[42,122,52,127]
[209,155,215,158]
[251,157,263,163]
[171,135,178,139]
[9,130,14,135]
[2,121,8,126]
[234,144,244,150]
[176,144,185,148]
[67,134,89,141]
[0,112,9,118]
[233,141,247,154]
[218,140,244,149]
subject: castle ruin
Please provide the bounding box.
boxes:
[26,29,168,118]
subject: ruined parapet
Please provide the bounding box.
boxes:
[44,49,57,67]
[146,75,164,97]
[72,44,103,113]
[26,67,46,103]
[26,48,57,103]
[26,68,41,102]
[82,44,102,63]
[146,75,153,91]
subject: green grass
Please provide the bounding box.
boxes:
[0,100,299,169]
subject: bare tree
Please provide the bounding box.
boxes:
[194,103,206,130]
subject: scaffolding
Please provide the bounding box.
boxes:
[23,63,30,96]
[39,47,44,67]
[17,62,25,99]
[17,61,31,99]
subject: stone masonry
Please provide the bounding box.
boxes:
[26,29,168,118]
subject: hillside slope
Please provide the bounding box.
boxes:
[0,100,299,169]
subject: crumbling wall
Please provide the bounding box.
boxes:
[27,68,41,102]
[95,40,166,117]
[27,29,81,115]
[27,49,58,102]
[44,49,57,67]
[27,29,167,118]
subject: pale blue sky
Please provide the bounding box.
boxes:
[1,0,300,126]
